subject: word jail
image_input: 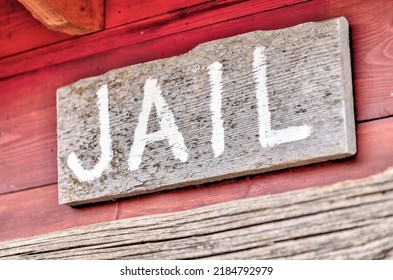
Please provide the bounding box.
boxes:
[57,17,355,205]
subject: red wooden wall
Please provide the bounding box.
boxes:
[1,0,393,242]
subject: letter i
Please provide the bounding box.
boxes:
[207,61,225,157]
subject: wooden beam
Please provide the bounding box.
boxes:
[18,0,103,35]
[1,167,393,259]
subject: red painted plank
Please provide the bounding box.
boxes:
[105,0,305,28]
[0,186,118,242]
[106,0,211,28]
[0,106,57,192]
[1,0,393,194]
[0,0,71,58]
[1,117,392,242]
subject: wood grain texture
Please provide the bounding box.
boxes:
[57,18,355,205]
[1,117,392,243]
[1,167,393,260]
[0,0,71,58]
[105,0,304,28]
[105,0,213,28]
[0,185,118,243]
[18,0,104,35]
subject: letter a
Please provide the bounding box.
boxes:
[253,46,312,148]
[67,84,113,182]
[128,78,188,171]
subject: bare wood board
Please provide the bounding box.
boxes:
[2,167,393,259]
[57,17,355,205]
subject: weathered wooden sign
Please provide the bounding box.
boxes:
[57,17,356,205]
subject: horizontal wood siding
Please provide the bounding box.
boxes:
[0,0,393,246]
[105,0,305,28]
[0,0,309,79]
[105,0,218,28]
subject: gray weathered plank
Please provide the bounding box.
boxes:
[1,167,393,259]
[57,17,355,205]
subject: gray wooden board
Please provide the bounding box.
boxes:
[2,168,393,259]
[57,17,355,205]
